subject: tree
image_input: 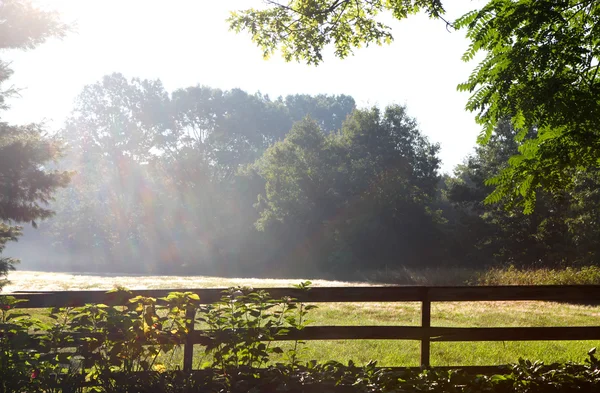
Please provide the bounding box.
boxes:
[284,94,355,132]
[448,120,600,267]
[229,0,445,64]
[31,74,357,275]
[229,0,600,212]
[0,0,70,288]
[62,73,172,164]
[251,105,445,274]
[172,87,290,179]
[170,87,354,179]
[333,105,445,270]
[455,1,600,212]
[52,74,173,272]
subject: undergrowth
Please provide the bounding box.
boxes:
[477,265,600,285]
[3,282,600,392]
[363,265,600,286]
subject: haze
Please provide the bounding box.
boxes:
[4,0,482,172]
[3,0,503,278]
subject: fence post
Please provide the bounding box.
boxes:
[420,287,431,369]
[183,307,195,372]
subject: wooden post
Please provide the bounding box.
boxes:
[420,288,431,369]
[183,307,195,372]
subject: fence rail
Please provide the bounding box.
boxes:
[8,285,600,372]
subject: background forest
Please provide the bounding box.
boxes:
[6,73,600,279]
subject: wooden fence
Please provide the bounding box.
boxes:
[9,285,600,373]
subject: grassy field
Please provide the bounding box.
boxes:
[4,270,600,367]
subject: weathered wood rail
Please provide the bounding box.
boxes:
[9,285,600,373]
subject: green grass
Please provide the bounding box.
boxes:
[287,300,600,366]
[6,270,600,368]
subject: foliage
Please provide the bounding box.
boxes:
[228,0,445,64]
[96,354,600,393]
[230,0,600,213]
[251,105,447,273]
[454,0,600,212]
[351,265,600,286]
[3,285,600,393]
[10,73,464,277]
[201,288,293,371]
[70,289,201,391]
[0,295,43,392]
[0,284,317,392]
[21,74,355,275]
[0,0,68,53]
[448,120,600,267]
[0,0,71,289]
[4,284,600,391]
[9,71,600,276]
[199,281,316,389]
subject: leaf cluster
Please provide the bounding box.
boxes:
[228,0,444,65]
[455,0,600,212]
[0,283,317,392]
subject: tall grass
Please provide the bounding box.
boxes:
[477,265,600,285]
[364,265,600,286]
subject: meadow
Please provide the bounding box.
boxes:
[5,270,600,368]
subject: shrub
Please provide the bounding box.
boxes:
[0,283,315,392]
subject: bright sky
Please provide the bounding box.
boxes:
[4,0,484,173]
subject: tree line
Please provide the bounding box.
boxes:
[5,72,600,278]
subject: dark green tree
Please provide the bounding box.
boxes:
[251,105,444,274]
[448,120,600,267]
[455,0,600,212]
[0,0,70,288]
[335,106,445,270]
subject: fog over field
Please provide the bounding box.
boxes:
[3,271,366,293]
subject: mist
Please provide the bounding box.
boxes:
[3,75,460,279]
[3,1,600,287]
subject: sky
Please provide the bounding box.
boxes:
[4,0,485,173]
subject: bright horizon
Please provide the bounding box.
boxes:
[4,0,484,173]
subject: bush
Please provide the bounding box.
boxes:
[1,284,314,392]
[5,355,600,392]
